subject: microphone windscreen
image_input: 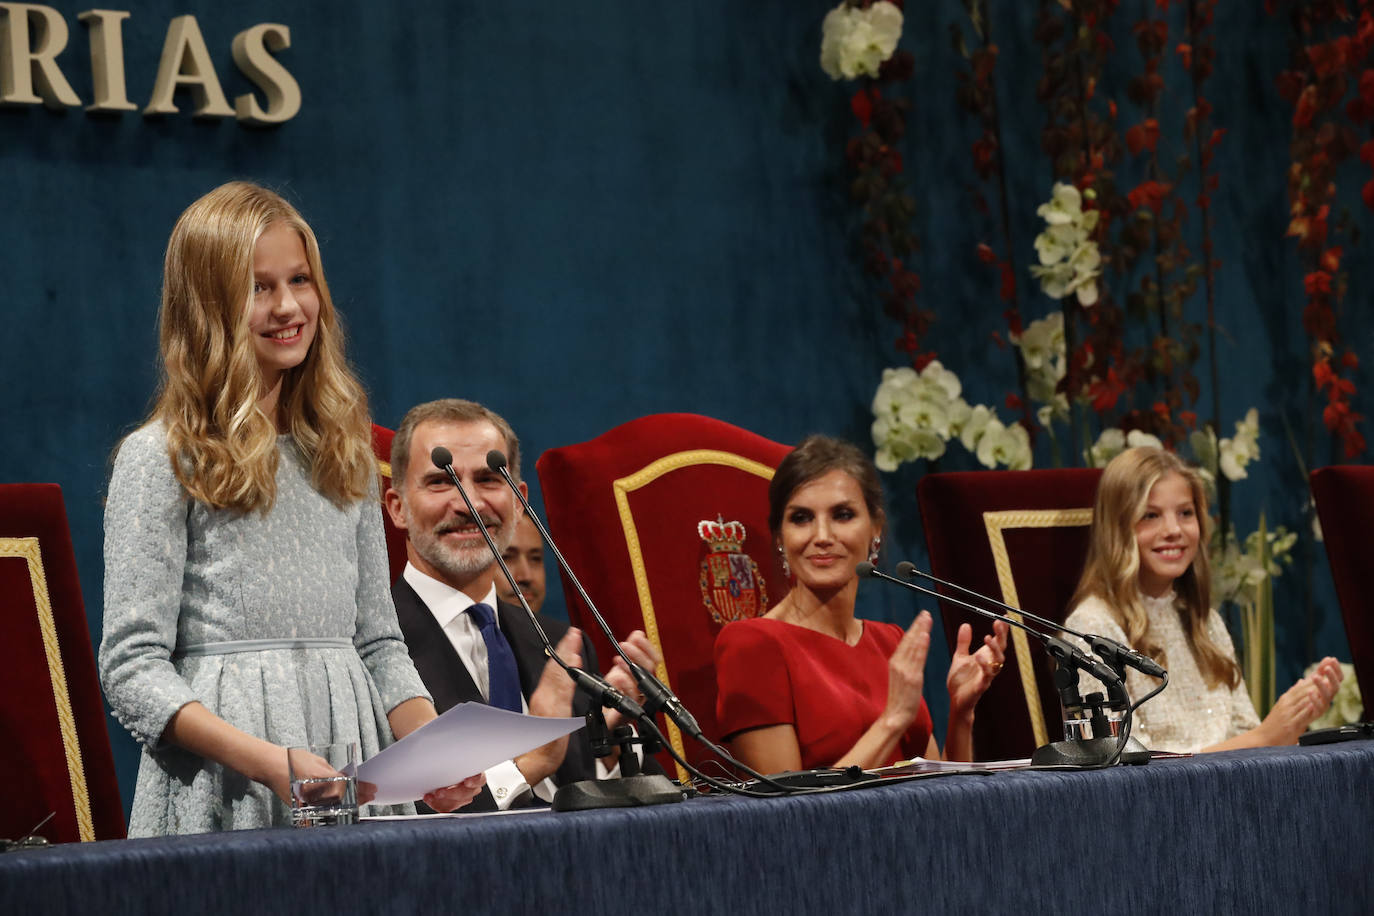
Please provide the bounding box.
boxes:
[895,561,917,579]
[430,446,453,469]
[856,561,876,578]
[486,450,507,471]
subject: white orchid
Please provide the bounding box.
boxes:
[1036,182,1084,225]
[1211,522,1296,608]
[1218,408,1261,481]
[958,404,995,452]
[871,362,1029,472]
[1087,428,1126,467]
[1011,312,1068,428]
[974,418,1032,470]
[1126,429,1164,450]
[1015,311,1064,371]
[1035,395,1070,429]
[1030,182,1102,307]
[819,1,903,81]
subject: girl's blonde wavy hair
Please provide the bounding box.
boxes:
[150,181,373,512]
[1070,446,1240,689]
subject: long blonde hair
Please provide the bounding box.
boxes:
[149,181,373,512]
[1071,446,1239,689]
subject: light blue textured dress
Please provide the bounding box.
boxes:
[99,422,432,835]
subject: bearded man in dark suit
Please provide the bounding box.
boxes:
[384,398,659,811]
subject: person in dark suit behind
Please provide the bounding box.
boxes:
[496,515,549,614]
[384,398,660,810]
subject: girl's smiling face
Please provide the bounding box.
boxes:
[248,221,319,395]
[1134,471,1200,598]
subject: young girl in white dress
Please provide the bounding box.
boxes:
[100,182,482,835]
[1064,446,1342,753]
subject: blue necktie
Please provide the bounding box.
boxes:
[467,602,523,713]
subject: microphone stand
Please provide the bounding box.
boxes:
[890,561,1163,766]
[857,563,1149,766]
[428,447,682,810]
[484,449,807,795]
[892,561,1167,682]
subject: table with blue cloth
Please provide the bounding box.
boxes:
[2,742,1371,915]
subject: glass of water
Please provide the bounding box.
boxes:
[287,742,358,827]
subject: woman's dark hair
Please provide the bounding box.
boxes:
[768,435,886,535]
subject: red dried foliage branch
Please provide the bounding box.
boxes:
[1026,0,1214,457]
[952,0,1037,429]
[1117,0,1205,449]
[1035,0,1159,453]
[1272,0,1371,459]
[838,0,933,369]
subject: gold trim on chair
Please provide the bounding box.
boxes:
[982,508,1093,749]
[0,537,95,842]
[613,450,777,783]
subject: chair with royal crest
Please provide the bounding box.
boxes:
[536,414,793,780]
[1309,465,1373,719]
[918,468,1103,761]
[0,484,125,843]
[372,423,408,585]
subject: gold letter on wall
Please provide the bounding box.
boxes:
[231,23,299,126]
[0,3,82,108]
[143,14,233,118]
[77,9,136,112]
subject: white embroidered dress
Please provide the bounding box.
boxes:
[1064,591,1260,753]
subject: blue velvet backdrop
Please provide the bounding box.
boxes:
[1,1,1364,819]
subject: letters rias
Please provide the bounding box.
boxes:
[0,4,301,126]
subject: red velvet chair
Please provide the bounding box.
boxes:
[372,423,408,584]
[1310,465,1372,720]
[0,484,125,843]
[536,414,792,780]
[918,468,1103,761]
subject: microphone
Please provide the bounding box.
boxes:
[856,562,1125,698]
[891,561,1166,680]
[860,561,1150,767]
[427,446,645,723]
[486,449,705,741]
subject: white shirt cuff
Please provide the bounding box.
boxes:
[484,759,532,810]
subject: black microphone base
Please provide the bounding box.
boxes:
[552,774,684,811]
[1031,736,1151,767]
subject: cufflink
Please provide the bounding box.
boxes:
[495,786,509,800]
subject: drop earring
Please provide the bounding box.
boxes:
[868,536,881,564]
[777,544,791,578]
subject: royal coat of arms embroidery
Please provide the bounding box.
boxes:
[698,517,767,625]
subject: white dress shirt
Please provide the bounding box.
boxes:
[403,564,549,807]
[402,563,626,808]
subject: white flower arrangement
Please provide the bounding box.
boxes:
[1010,311,1069,429]
[1218,407,1260,481]
[1029,182,1102,306]
[871,362,1031,472]
[819,1,904,81]
[1085,427,1164,468]
[975,417,1033,470]
[1211,522,1297,608]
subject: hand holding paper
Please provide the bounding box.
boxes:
[356,702,585,805]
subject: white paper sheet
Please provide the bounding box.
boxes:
[355,702,584,805]
[872,756,1032,775]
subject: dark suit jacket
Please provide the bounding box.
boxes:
[392,576,610,811]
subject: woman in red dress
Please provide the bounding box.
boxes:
[714,435,1009,772]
